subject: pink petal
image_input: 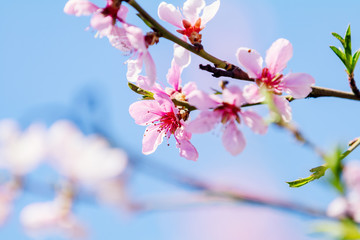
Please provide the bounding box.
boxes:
[200,0,220,27]
[327,197,349,219]
[265,38,293,76]
[129,101,162,126]
[273,95,292,122]
[183,0,206,24]
[117,5,128,20]
[107,26,132,52]
[187,111,219,133]
[124,25,147,52]
[182,81,198,96]
[236,48,263,79]
[166,59,181,91]
[188,90,220,110]
[142,125,164,155]
[126,57,143,82]
[177,139,199,161]
[243,84,264,104]
[173,43,191,69]
[222,121,246,156]
[158,2,184,29]
[240,110,268,134]
[90,13,113,37]
[282,73,315,98]
[222,85,245,107]
[64,0,99,16]
[143,52,157,87]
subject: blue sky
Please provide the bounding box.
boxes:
[1,0,360,239]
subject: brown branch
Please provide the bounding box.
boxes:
[200,64,360,102]
[348,74,360,97]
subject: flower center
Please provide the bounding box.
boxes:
[102,2,120,25]
[156,112,181,135]
[176,18,204,44]
[215,102,241,124]
[256,68,283,95]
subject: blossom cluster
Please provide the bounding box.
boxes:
[64,0,315,161]
[0,119,128,238]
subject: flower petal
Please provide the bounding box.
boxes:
[142,125,164,155]
[243,84,264,103]
[173,43,191,69]
[124,25,147,52]
[183,0,206,24]
[282,73,315,98]
[129,100,162,126]
[187,111,219,133]
[166,59,182,91]
[200,0,220,27]
[273,95,292,122]
[222,85,245,107]
[64,0,99,16]
[158,2,184,29]
[107,26,132,52]
[222,121,246,156]
[265,38,293,76]
[177,139,199,161]
[188,90,220,110]
[90,13,113,37]
[236,48,263,79]
[143,52,157,87]
[182,81,198,96]
[126,57,143,82]
[117,5,128,20]
[240,110,268,134]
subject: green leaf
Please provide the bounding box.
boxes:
[330,46,348,67]
[128,82,155,99]
[287,165,328,188]
[332,32,345,47]
[324,146,345,193]
[345,25,352,59]
[313,220,360,240]
[351,50,360,73]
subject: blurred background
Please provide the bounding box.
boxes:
[1,0,360,239]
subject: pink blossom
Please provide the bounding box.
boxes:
[236,38,315,122]
[158,0,220,44]
[129,95,198,161]
[136,42,196,102]
[187,85,267,155]
[48,120,128,186]
[64,0,129,38]
[0,120,47,176]
[125,25,157,87]
[20,198,87,239]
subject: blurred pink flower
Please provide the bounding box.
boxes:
[64,0,128,37]
[236,38,315,122]
[158,0,220,44]
[48,120,128,186]
[20,197,86,239]
[129,95,198,161]
[0,120,47,175]
[187,85,267,155]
